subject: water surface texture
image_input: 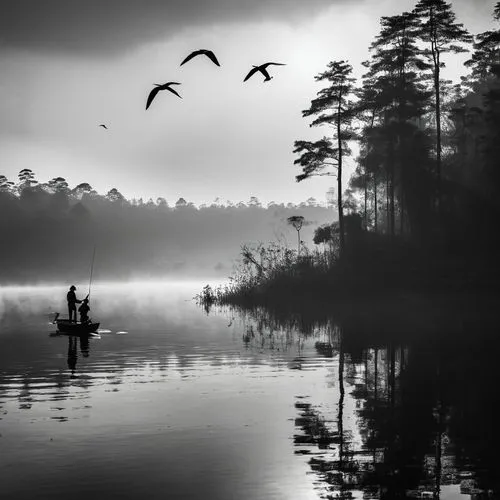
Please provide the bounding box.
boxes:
[0,284,495,499]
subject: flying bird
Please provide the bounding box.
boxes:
[243,62,286,82]
[146,82,182,110]
[99,124,108,129]
[180,49,220,67]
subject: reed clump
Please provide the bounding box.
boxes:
[195,241,340,308]
[196,229,500,311]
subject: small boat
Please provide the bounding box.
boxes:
[53,313,100,335]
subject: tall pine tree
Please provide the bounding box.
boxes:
[294,60,358,253]
[413,0,472,209]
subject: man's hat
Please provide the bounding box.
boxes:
[70,285,76,290]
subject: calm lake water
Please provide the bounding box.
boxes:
[0,283,497,499]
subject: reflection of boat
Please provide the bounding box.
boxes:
[53,313,100,335]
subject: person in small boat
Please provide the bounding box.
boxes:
[78,296,90,324]
[67,285,82,323]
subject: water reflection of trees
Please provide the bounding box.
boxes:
[241,323,305,355]
[228,304,342,358]
[233,305,499,498]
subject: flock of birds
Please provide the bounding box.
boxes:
[99,49,285,128]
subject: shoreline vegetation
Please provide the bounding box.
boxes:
[196,228,500,314]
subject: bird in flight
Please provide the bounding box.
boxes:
[99,124,108,129]
[146,82,182,110]
[180,49,220,67]
[244,62,286,82]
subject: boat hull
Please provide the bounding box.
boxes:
[56,320,100,335]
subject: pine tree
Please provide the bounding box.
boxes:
[413,0,472,209]
[294,60,358,253]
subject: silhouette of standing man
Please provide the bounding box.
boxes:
[67,285,82,323]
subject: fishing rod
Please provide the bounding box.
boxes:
[88,245,96,301]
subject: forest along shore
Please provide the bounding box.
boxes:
[197,0,500,318]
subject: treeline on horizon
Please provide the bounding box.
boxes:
[0,172,334,283]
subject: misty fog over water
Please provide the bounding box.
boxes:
[0,186,334,283]
[1,282,498,499]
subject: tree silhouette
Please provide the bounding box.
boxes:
[156,197,169,210]
[413,0,472,210]
[175,197,187,209]
[464,2,500,87]
[106,188,126,204]
[17,168,38,191]
[296,60,358,254]
[313,223,338,259]
[0,175,15,195]
[248,196,262,208]
[72,183,94,199]
[293,138,338,182]
[287,215,305,255]
[47,177,69,194]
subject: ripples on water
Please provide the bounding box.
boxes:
[0,283,497,499]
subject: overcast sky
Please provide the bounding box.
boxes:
[0,0,495,205]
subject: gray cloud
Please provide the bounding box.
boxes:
[1,0,350,55]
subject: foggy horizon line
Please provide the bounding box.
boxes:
[0,279,228,291]
[3,192,335,209]
[2,173,335,208]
